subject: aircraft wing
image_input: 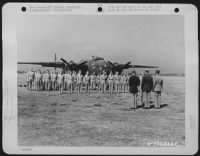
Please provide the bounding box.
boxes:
[78,61,88,66]
[132,65,158,68]
[18,61,64,68]
[107,61,116,67]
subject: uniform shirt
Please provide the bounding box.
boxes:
[51,73,57,81]
[67,74,72,83]
[122,75,126,84]
[100,74,106,82]
[108,74,114,80]
[77,73,83,83]
[28,71,34,81]
[44,73,51,81]
[114,74,120,83]
[37,73,42,81]
[72,73,77,82]
[64,74,68,82]
[58,74,64,83]
[84,74,90,83]
[90,75,95,82]
[153,75,163,92]
[125,75,130,83]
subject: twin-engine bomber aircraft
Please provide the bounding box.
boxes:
[18,54,158,74]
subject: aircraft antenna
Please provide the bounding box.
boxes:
[54,53,57,71]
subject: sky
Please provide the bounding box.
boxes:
[17,14,185,74]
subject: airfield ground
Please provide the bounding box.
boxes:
[18,75,185,146]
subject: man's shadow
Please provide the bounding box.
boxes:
[137,103,168,109]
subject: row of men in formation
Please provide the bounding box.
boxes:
[26,69,130,93]
[26,68,164,109]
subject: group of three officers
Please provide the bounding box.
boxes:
[129,69,163,109]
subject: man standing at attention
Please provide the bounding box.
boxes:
[140,71,145,105]
[26,68,34,90]
[58,71,64,95]
[83,71,90,93]
[141,69,153,109]
[114,71,120,93]
[100,71,107,93]
[90,72,96,91]
[153,70,163,109]
[77,70,83,94]
[129,71,140,109]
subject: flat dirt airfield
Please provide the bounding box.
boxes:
[18,74,185,146]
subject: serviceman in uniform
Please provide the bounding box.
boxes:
[100,71,107,93]
[51,71,57,90]
[139,71,144,105]
[77,70,83,94]
[72,71,77,91]
[83,71,90,93]
[153,70,163,109]
[141,69,153,109]
[108,71,114,94]
[27,68,34,90]
[129,70,140,109]
[125,72,130,92]
[90,72,96,91]
[67,70,73,93]
[35,70,39,91]
[114,71,120,93]
[58,71,64,95]
[37,70,43,91]
[122,73,127,93]
[64,71,68,91]
[41,70,46,90]
[119,73,123,92]
[96,73,101,91]
[43,70,48,90]
[46,70,51,91]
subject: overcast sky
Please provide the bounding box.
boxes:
[17,15,185,74]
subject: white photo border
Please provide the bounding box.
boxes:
[2,3,198,155]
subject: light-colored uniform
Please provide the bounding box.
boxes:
[114,74,120,92]
[51,72,57,90]
[77,73,83,93]
[125,75,130,92]
[108,74,114,93]
[90,74,96,90]
[100,74,106,93]
[27,71,34,90]
[64,73,68,90]
[96,75,101,90]
[45,72,51,90]
[119,75,124,91]
[83,74,90,92]
[72,73,77,90]
[153,75,163,108]
[121,75,127,92]
[58,73,64,94]
[67,74,73,93]
[37,72,42,90]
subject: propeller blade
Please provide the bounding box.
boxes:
[78,61,87,67]
[123,61,132,68]
[60,58,70,66]
[125,61,131,66]
[107,61,116,67]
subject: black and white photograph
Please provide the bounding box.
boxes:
[2,3,198,154]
